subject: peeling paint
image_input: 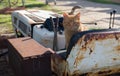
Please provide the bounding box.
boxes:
[52,30,120,75]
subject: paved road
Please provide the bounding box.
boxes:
[40,0,120,29]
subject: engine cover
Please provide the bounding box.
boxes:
[33,24,66,50]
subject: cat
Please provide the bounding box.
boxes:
[63,12,88,49]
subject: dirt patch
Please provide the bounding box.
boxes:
[111,0,120,3]
[0,6,25,14]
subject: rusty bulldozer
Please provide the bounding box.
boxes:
[0,6,119,76]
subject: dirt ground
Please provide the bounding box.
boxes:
[111,0,120,3]
[40,0,120,29]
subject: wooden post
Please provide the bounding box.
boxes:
[45,0,56,5]
[22,0,25,7]
[45,0,48,5]
[8,0,11,7]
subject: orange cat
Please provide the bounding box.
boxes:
[63,12,88,48]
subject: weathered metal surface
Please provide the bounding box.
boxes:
[0,35,15,76]
[0,34,15,49]
[52,29,120,76]
[11,10,61,37]
[8,37,54,57]
[51,52,68,76]
[0,56,15,76]
[0,37,7,49]
[11,10,65,50]
[12,10,60,25]
[33,24,65,51]
[67,32,120,75]
[7,37,54,76]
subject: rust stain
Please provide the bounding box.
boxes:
[113,58,117,61]
[89,48,93,55]
[72,70,81,76]
[51,53,67,76]
[80,68,120,76]
[115,45,120,51]
[43,39,50,44]
[8,37,52,58]
[59,32,120,76]
[77,37,83,45]
[84,33,120,42]
[98,70,112,74]
[80,45,87,51]
[74,54,84,67]
[114,33,119,40]
[84,34,91,42]
[94,68,120,76]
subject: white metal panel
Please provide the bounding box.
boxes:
[33,24,65,50]
[67,34,120,75]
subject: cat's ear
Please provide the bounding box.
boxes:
[76,12,80,17]
[63,12,68,17]
[75,12,80,20]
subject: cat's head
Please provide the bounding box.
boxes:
[63,12,81,31]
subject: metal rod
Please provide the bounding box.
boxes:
[109,12,112,29]
[50,17,55,50]
[112,10,117,28]
[82,22,97,25]
[51,17,58,51]
[55,17,59,51]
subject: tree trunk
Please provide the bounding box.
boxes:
[22,0,25,7]
[8,0,11,7]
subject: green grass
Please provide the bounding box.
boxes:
[89,0,112,3]
[25,0,50,9]
[0,0,8,9]
[0,14,12,34]
[89,0,120,5]
[0,0,59,34]
[24,1,61,12]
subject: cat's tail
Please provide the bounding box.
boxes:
[69,5,82,15]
